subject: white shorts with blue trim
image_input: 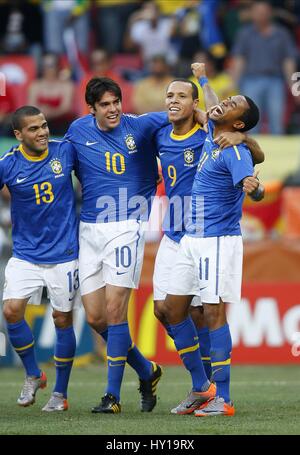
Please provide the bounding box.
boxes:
[153,235,202,307]
[79,220,146,295]
[3,257,81,312]
[167,235,243,304]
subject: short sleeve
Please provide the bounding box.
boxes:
[222,145,254,187]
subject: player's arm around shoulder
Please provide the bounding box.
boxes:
[135,111,170,137]
[214,131,265,164]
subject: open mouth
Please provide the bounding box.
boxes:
[210,105,224,117]
[107,114,119,121]
[169,107,180,112]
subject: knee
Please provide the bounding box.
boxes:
[86,313,107,334]
[204,304,226,330]
[3,301,22,323]
[154,300,167,324]
[189,306,205,329]
[52,310,73,329]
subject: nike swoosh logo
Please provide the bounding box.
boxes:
[16,177,28,183]
[186,400,199,409]
[159,152,166,156]
[86,141,98,146]
[116,271,128,276]
[200,286,207,291]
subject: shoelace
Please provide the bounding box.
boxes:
[21,378,35,397]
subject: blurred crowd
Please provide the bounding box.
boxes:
[0,0,300,137]
[1,0,300,253]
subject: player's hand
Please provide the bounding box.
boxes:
[194,109,208,132]
[243,170,259,194]
[191,62,206,79]
[214,132,245,149]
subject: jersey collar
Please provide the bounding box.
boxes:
[170,123,201,141]
[19,144,49,162]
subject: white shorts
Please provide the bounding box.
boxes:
[153,235,202,307]
[167,235,243,304]
[79,220,146,295]
[3,257,81,312]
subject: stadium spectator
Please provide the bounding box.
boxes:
[124,0,176,67]
[76,48,133,115]
[132,55,174,114]
[231,0,298,134]
[41,0,90,56]
[190,50,237,111]
[0,0,43,57]
[95,0,140,54]
[28,53,75,135]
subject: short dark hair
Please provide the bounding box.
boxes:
[238,96,260,132]
[167,78,199,100]
[12,106,42,130]
[85,77,122,108]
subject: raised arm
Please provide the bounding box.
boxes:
[191,62,219,111]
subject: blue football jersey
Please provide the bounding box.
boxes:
[65,112,168,223]
[0,140,78,264]
[155,123,206,242]
[187,120,254,237]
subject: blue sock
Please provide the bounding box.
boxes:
[169,317,209,392]
[7,319,40,377]
[54,326,76,398]
[127,342,152,380]
[197,327,212,380]
[165,324,173,339]
[106,322,131,402]
[100,329,152,380]
[209,323,232,403]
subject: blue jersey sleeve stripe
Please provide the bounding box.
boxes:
[233,145,241,161]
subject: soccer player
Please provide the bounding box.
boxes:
[65,77,171,414]
[1,106,79,412]
[161,84,264,416]
[153,78,265,410]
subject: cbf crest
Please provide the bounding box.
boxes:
[212,148,221,161]
[184,148,194,166]
[125,134,137,153]
[50,158,63,175]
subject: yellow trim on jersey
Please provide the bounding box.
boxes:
[233,145,241,161]
[54,356,74,363]
[201,357,211,361]
[178,343,200,356]
[19,144,49,162]
[15,341,34,352]
[211,358,231,367]
[107,355,127,362]
[170,123,202,141]
[0,148,19,161]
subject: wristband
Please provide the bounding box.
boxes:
[199,77,208,87]
[250,185,264,201]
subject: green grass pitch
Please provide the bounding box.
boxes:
[0,364,299,435]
